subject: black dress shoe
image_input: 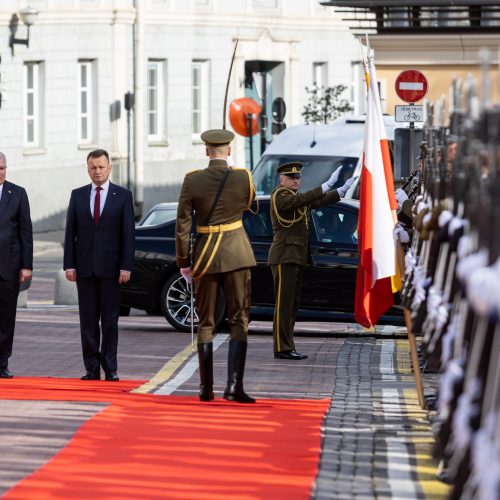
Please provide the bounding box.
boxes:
[81,371,100,380]
[0,367,13,378]
[274,350,308,360]
[105,372,119,381]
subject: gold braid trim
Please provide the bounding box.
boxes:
[191,233,213,277]
[241,168,259,215]
[192,232,224,280]
[272,189,307,228]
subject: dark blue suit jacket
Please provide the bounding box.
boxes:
[0,181,33,280]
[63,182,135,278]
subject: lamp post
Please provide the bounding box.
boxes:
[9,6,39,55]
[124,92,135,191]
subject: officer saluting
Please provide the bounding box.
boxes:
[176,128,257,403]
[268,162,355,360]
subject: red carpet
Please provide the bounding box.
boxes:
[0,378,330,499]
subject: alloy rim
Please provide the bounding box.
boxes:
[166,276,199,327]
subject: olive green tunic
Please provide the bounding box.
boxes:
[268,186,341,352]
[175,159,256,342]
[176,160,256,273]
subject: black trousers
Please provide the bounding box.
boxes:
[76,276,121,373]
[0,276,20,367]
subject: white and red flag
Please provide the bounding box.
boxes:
[354,53,399,328]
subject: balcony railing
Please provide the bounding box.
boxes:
[319,2,500,33]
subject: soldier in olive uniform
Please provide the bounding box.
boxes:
[176,129,257,403]
[268,162,356,360]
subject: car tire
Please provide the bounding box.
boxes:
[119,305,131,316]
[161,272,226,333]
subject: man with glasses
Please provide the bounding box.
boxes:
[268,162,355,360]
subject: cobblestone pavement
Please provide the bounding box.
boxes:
[1,257,449,498]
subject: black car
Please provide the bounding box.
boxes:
[121,197,402,331]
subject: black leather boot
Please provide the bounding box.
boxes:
[223,340,255,403]
[198,343,214,402]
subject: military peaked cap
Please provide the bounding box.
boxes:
[277,162,303,177]
[200,129,235,146]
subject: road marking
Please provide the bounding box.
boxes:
[133,334,229,394]
[379,341,419,497]
[392,341,449,498]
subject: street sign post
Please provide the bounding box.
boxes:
[395,105,423,123]
[395,70,428,175]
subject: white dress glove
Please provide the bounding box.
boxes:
[321,166,342,193]
[337,176,357,198]
[180,267,192,284]
[395,188,409,210]
[394,223,410,244]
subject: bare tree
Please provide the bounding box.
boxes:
[302,84,353,124]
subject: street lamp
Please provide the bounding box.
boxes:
[9,6,39,55]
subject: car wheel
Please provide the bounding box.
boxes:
[119,305,131,316]
[160,272,226,333]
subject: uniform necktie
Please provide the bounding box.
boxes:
[94,186,102,225]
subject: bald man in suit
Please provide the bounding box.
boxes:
[0,152,33,378]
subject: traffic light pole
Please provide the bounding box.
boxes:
[247,113,254,171]
[409,102,415,173]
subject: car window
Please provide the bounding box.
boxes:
[252,155,358,195]
[243,209,273,238]
[311,206,358,245]
[139,207,177,227]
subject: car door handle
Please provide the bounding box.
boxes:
[316,248,337,255]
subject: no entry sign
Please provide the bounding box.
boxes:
[395,70,428,103]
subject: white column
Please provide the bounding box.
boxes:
[288,43,300,125]
[134,0,145,209]
[111,8,132,183]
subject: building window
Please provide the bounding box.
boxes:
[77,61,94,144]
[192,60,209,138]
[147,60,166,141]
[23,62,41,147]
[313,62,327,87]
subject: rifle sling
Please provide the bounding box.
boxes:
[204,169,230,226]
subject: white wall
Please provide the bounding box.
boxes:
[0,0,358,228]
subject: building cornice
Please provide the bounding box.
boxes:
[367,33,500,65]
[0,8,348,32]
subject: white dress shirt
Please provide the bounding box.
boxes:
[0,183,3,201]
[67,179,129,275]
[90,179,110,218]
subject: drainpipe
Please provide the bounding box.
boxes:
[133,0,144,217]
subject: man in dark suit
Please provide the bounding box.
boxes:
[0,152,33,378]
[64,149,135,381]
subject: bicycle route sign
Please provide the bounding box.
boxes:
[395,69,428,103]
[395,104,423,123]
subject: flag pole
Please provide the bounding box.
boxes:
[362,37,425,408]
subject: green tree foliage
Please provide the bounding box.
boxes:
[302,84,354,124]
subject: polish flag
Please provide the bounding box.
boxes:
[354,54,398,328]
